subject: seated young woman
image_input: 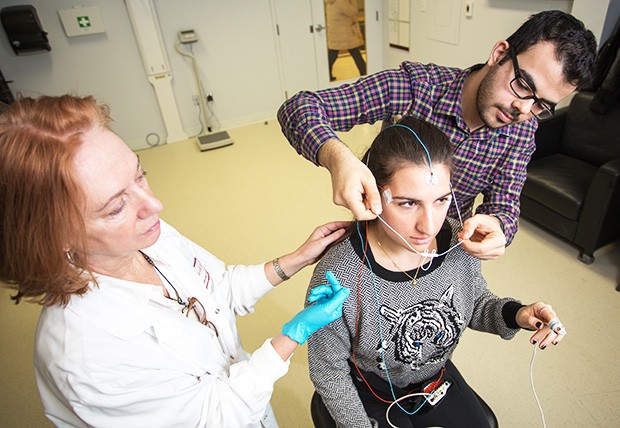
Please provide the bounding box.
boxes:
[305,116,566,428]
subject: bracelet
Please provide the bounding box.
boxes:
[272,258,290,281]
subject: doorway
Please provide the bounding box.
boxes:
[271,0,381,99]
[325,0,367,82]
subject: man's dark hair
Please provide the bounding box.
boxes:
[505,10,598,90]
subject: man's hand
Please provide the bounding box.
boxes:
[318,139,382,220]
[457,214,506,260]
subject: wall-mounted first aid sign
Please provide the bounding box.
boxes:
[59,6,106,37]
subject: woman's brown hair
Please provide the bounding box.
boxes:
[0,95,111,306]
[329,115,455,247]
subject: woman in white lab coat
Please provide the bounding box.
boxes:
[0,95,350,427]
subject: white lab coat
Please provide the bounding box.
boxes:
[34,220,290,427]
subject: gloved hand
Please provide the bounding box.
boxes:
[282,271,350,344]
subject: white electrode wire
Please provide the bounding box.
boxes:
[175,41,210,135]
[385,392,430,428]
[449,184,464,225]
[530,346,547,428]
[375,180,465,264]
[376,215,463,261]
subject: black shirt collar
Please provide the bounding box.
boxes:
[349,220,452,283]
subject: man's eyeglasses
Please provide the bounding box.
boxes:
[507,47,555,120]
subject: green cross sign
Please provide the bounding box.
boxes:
[77,16,91,28]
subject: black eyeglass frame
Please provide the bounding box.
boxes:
[507,47,555,120]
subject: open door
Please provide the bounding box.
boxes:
[271,0,381,99]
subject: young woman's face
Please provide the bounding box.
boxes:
[73,127,163,269]
[379,162,452,252]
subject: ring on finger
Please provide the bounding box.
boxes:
[540,305,553,314]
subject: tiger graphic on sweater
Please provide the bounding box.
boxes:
[378,287,464,370]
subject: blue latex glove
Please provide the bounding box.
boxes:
[282,271,350,344]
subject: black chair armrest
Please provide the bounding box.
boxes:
[574,157,620,253]
[532,107,568,160]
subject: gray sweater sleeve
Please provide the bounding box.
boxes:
[306,259,375,428]
[466,259,521,340]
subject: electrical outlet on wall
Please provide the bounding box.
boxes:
[465,1,473,18]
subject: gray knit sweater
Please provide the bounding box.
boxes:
[306,218,521,427]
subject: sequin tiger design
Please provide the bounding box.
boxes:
[378,287,464,370]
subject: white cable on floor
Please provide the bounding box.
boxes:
[530,346,547,428]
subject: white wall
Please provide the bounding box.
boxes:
[0,1,165,149]
[0,0,284,150]
[155,0,283,138]
[0,0,613,150]
[600,0,620,44]
[382,0,610,69]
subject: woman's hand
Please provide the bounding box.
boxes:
[272,271,350,360]
[265,221,351,285]
[293,221,352,266]
[281,271,350,345]
[516,302,567,349]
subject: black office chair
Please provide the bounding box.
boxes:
[310,392,336,428]
[310,389,499,428]
[520,28,620,265]
[519,91,620,264]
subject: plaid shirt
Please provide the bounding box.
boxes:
[277,61,538,244]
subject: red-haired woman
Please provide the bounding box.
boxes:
[0,95,349,427]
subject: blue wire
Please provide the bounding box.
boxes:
[386,124,434,172]
[355,222,427,416]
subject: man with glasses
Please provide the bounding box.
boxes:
[278,10,597,258]
[506,47,555,120]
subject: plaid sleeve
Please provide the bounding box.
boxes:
[277,67,414,165]
[476,128,536,245]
